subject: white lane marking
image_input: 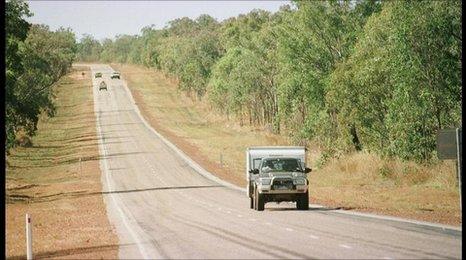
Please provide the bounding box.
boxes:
[237,214,243,218]
[382,257,393,260]
[339,244,352,249]
[265,222,272,225]
[309,235,319,239]
[249,218,256,222]
[226,211,231,214]
[285,228,293,232]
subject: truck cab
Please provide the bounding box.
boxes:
[246,147,311,211]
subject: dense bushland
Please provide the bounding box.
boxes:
[76,0,462,163]
[6,0,77,150]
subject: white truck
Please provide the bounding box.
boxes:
[246,146,311,211]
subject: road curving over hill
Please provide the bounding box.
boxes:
[90,64,461,259]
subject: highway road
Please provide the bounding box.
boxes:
[90,64,461,259]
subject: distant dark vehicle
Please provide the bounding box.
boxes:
[99,81,107,91]
[110,71,120,79]
[95,72,102,78]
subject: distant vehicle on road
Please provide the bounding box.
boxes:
[246,146,311,211]
[110,71,120,79]
[95,72,102,78]
[99,81,107,91]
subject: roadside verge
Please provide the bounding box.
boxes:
[5,66,119,259]
[111,63,461,231]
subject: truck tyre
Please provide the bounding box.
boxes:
[250,197,254,209]
[253,186,257,210]
[255,188,265,211]
[297,191,309,210]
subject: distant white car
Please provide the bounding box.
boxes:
[110,71,120,79]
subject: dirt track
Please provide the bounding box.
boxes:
[90,63,461,259]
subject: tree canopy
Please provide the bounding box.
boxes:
[73,0,462,163]
[6,0,77,150]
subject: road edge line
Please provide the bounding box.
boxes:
[114,65,462,234]
[116,66,244,194]
[91,65,152,259]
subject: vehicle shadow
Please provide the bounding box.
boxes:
[266,206,342,211]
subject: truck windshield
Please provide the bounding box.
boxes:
[261,158,302,172]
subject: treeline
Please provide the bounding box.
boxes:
[6,0,77,150]
[76,0,462,163]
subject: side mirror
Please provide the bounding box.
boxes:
[304,167,312,173]
[249,169,259,174]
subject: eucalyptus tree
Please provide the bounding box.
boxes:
[6,1,77,150]
[328,0,461,162]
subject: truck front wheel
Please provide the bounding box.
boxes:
[250,197,254,209]
[255,187,265,211]
[297,191,309,210]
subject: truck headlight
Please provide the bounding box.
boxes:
[260,178,271,185]
[293,179,306,185]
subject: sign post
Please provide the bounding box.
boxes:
[437,128,462,213]
[456,128,462,211]
[26,214,33,260]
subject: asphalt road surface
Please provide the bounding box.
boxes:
[90,64,461,259]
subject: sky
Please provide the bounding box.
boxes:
[26,1,290,41]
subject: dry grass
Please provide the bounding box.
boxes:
[5,66,119,259]
[311,152,460,225]
[112,63,461,226]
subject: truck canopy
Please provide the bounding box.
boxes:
[246,146,306,179]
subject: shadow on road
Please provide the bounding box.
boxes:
[7,243,134,259]
[99,109,135,114]
[100,184,225,195]
[7,185,225,204]
[99,122,143,127]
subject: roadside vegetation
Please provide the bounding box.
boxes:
[76,0,461,164]
[6,66,118,259]
[6,0,77,151]
[114,63,460,225]
[6,1,117,256]
[74,0,461,224]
